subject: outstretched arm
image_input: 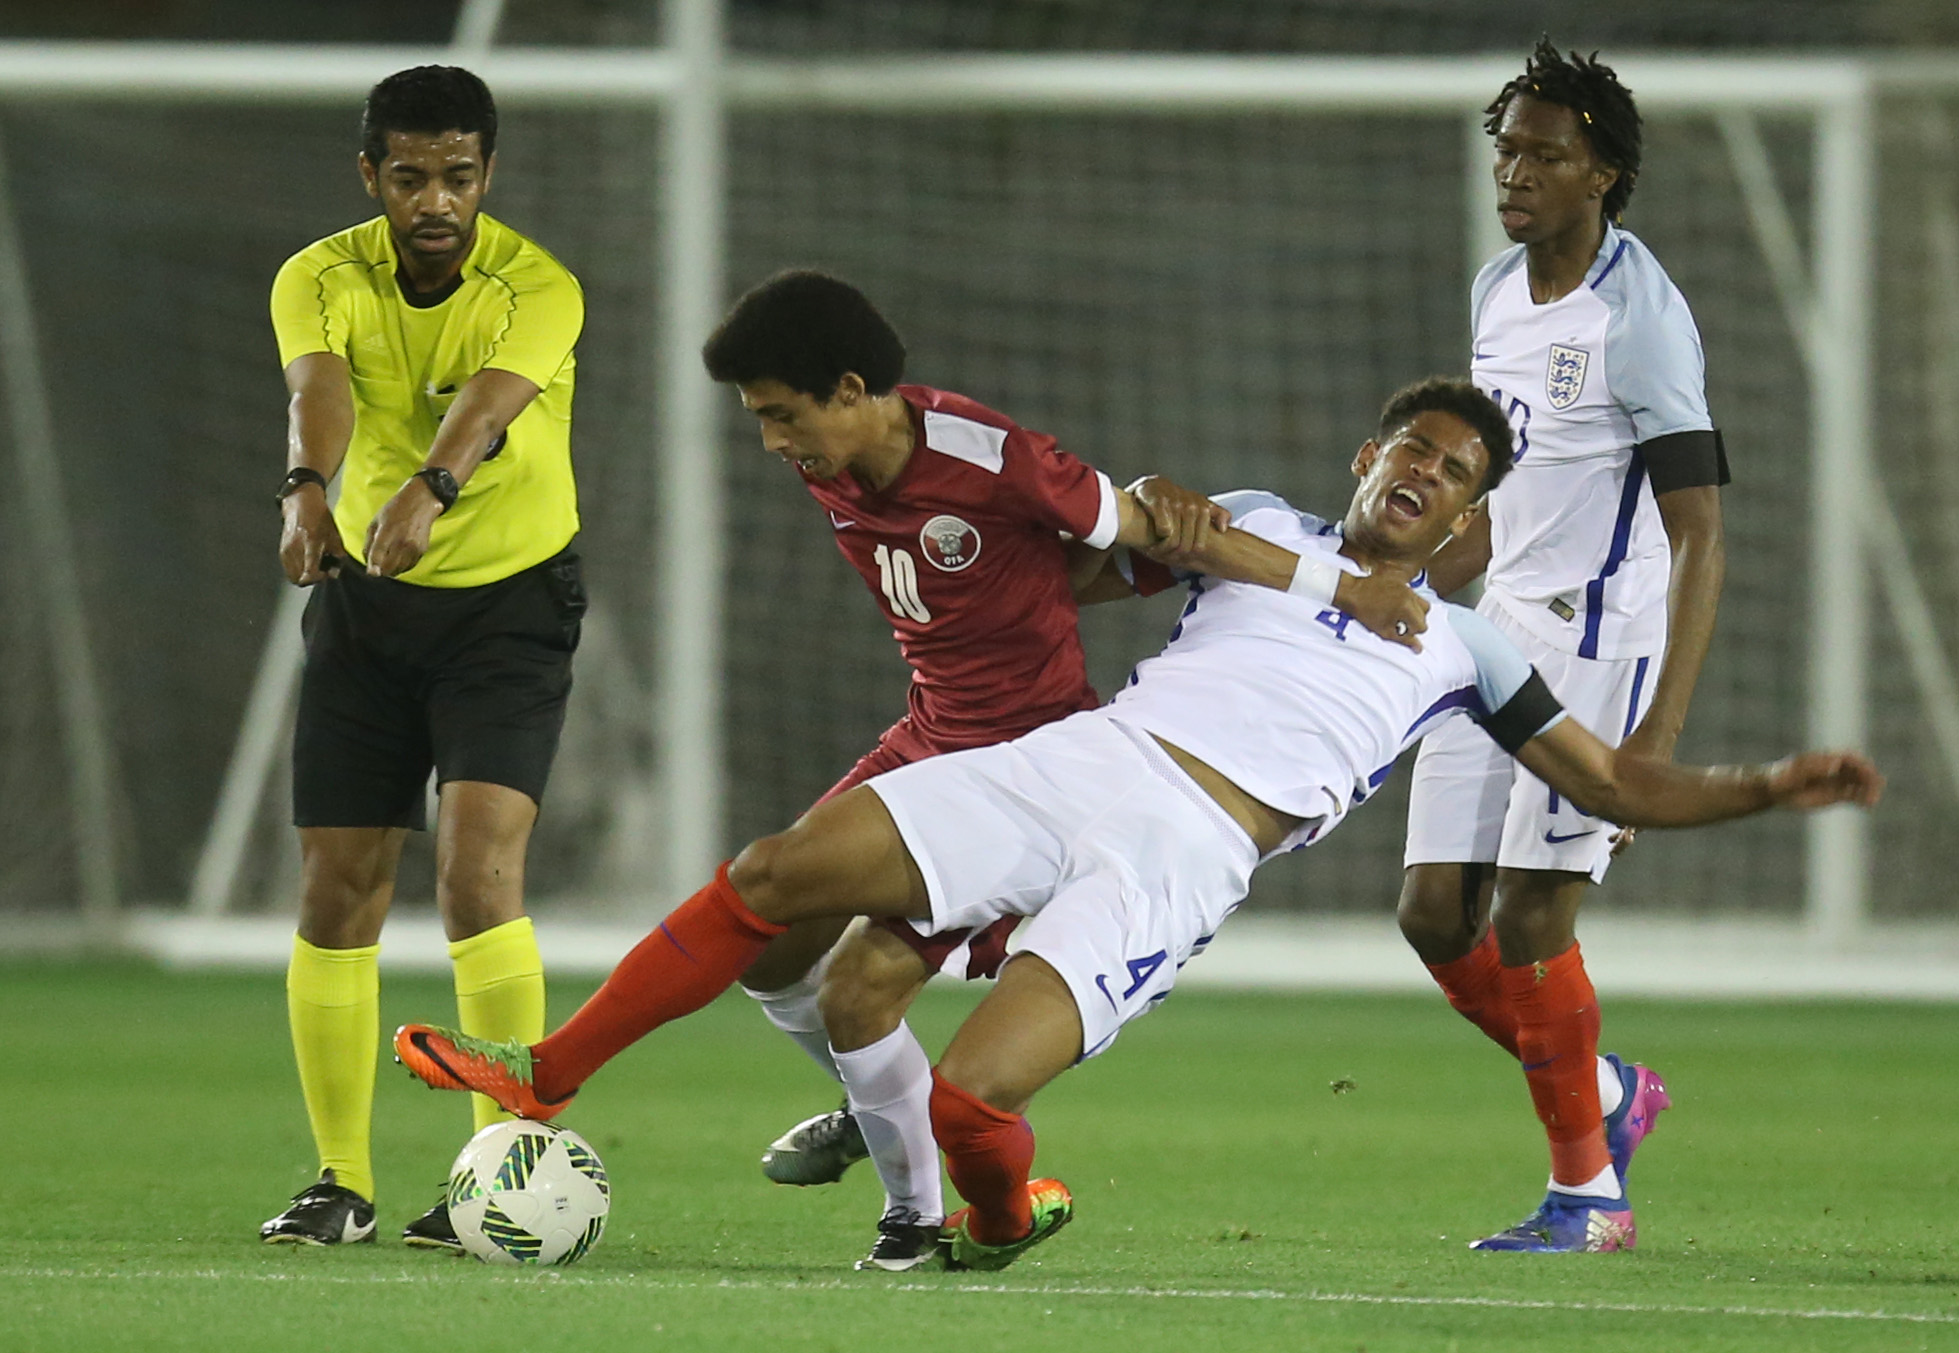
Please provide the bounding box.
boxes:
[1513,716,1882,829]
[363,367,544,577]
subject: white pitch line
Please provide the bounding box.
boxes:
[3,1268,1954,1325]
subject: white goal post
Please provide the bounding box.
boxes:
[1,15,1955,969]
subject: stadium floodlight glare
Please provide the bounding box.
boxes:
[0,24,1954,984]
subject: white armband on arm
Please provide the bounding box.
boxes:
[1287,553,1343,607]
[1082,471,1120,550]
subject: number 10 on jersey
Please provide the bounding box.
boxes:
[873,544,932,624]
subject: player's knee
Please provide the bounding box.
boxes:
[437,852,521,916]
[727,834,788,919]
[298,841,393,916]
[300,867,375,916]
[296,866,391,949]
[1396,866,1475,962]
[1489,887,1580,963]
[932,1049,1034,1119]
[728,830,831,924]
[1488,901,1549,960]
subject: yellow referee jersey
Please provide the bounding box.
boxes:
[270,213,583,588]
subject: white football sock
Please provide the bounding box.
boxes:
[741,951,840,1083]
[1547,1163,1624,1201]
[1597,1055,1626,1118]
[833,1024,943,1225]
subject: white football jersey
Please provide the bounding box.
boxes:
[1471,224,1712,660]
[1108,492,1565,855]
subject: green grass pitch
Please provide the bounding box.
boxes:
[4,960,1956,1352]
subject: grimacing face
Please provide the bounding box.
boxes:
[1491,94,1618,245]
[736,378,869,481]
[1346,409,1491,558]
[361,128,493,270]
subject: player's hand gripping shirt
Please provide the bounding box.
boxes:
[1471,224,1727,660]
[1108,492,1565,853]
[270,213,584,588]
[798,385,1119,749]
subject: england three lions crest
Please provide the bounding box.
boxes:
[919,514,981,572]
[1545,344,1590,411]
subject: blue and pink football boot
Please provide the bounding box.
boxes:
[1471,1053,1670,1253]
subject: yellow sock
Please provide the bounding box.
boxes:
[286,936,380,1203]
[450,916,546,1132]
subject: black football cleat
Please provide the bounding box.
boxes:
[853,1206,948,1272]
[259,1169,377,1246]
[401,1192,464,1254]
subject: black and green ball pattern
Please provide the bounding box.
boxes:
[444,1120,611,1266]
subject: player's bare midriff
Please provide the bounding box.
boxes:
[1150,735,1301,857]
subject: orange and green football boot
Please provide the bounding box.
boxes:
[393,1023,573,1122]
[944,1178,1074,1272]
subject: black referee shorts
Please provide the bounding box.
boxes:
[292,546,586,829]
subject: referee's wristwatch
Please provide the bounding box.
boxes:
[410,466,460,513]
[275,466,327,505]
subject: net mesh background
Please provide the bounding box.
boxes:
[0,7,1953,922]
[506,0,1959,53]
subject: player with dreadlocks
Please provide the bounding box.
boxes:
[1396,39,1730,1251]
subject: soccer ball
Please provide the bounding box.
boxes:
[445,1119,610,1266]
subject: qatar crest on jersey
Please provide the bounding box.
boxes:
[1545,344,1590,411]
[918,514,981,572]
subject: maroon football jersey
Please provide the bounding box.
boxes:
[798,384,1118,749]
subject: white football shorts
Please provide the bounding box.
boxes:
[1403,597,1659,882]
[866,709,1259,1060]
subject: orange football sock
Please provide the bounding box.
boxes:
[532,863,785,1102]
[1424,929,1521,1059]
[1500,943,1614,1191]
[930,1070,1036,1245]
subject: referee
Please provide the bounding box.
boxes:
[259,66,585,1250]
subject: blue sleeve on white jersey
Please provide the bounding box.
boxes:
[1442,605,1536,710]
[1598,234,1713,443]
[1445,605,1569,750]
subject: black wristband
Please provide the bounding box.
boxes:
[275,466,327,505]
[411,466,460,513]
